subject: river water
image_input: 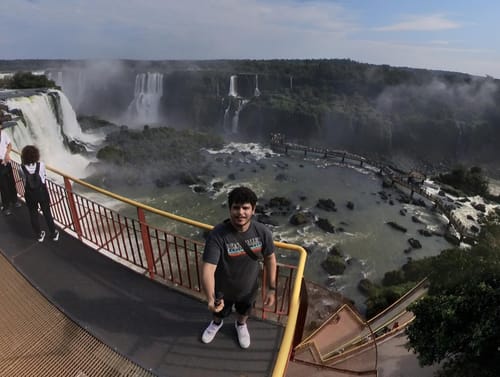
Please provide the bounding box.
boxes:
[113,142,453,311]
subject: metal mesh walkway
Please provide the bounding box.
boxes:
[0,252,155,377]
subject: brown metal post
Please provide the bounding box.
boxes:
[291,278,308,360]
[64,177,83,239]
[137,207,155,279]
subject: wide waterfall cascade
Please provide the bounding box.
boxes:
[126,72,164,127]
[4,90,93,178]
[228,75,238,97]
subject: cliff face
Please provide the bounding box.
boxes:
[3,59,500,173]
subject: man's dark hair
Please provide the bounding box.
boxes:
[21,145,40,165]
[228,186,258,208]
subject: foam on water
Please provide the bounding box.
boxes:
[205,142,277,161]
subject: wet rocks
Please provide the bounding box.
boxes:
[411,215,424,224]
[289,211,313,225]
[315,218,335,233]
[386,221,407,233]
[316,198,337,212]
[321,246,346,275]
[418,229,433,237]
[256,214,279,226]
[407,238,422,249]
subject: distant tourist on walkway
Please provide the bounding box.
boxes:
[201,186,277,348]
[20,145,59,242]
[0,123,20,215]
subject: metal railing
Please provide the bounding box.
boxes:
[10,155,307,377]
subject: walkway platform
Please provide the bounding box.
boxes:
[0,206,283,377]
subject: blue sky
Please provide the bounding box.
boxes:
[1,0,500,78]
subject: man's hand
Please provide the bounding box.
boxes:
[208,298,225,313]
[264,289,276,307]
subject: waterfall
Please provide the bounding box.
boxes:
[223,98,231,131]
[126,72,164,127]
[254,74,261,97]
[228,75,238,97]
[231,99,249,134]
[3,90,94,177]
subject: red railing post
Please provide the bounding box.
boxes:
[137,207,155,279]
[64,177,83,239]
[291,278,308,360]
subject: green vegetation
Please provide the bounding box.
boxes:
[2,59,500,173]
[77,115,118,131]
[94,125,224,187]
[363,280,418,319]
[436,165,490,196]
[406,221,500,377]
[368,218,500,377]
[0,71,58,89]
[98,126,224,166]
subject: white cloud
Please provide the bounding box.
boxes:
[1,1,500,78]
[374,14,461,32]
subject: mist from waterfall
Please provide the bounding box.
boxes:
[57,70,88,111]
[4,90,94,178]
[125,72,164,127]
[47,71,63,88]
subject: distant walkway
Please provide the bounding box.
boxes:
[270,134,476,241]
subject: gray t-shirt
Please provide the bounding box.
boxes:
[203,220,275,301]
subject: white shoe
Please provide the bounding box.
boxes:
[38,231,46,242]
[201,320,223,344]
[235,321,250,349]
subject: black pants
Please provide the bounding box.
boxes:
[0,163,18,209]
[25,186,56,236]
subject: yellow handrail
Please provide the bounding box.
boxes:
[272,242,307,377]
[14,150,308,377]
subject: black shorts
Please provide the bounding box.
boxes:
[214,299,254,318]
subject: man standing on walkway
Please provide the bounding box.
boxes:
[0,124,19,215]
[201,186,277,348]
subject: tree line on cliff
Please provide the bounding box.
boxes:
[2,59,500,175]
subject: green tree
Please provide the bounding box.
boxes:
[406,223,500,377]
[5,71,57,89]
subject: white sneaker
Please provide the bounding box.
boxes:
[201,320,223,344]
[52,230,60,241]
[38,231,46,242]
[235,321,250,349]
